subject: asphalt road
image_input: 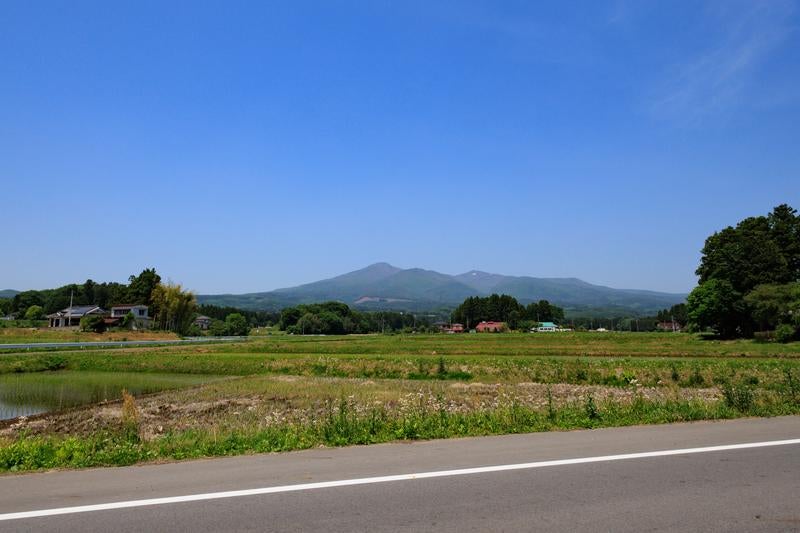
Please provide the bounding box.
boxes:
[0,416,798,532]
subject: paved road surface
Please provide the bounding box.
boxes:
[0,416,798,531]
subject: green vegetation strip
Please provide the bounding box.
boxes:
[2,351,799,390]
[3,394,799,473]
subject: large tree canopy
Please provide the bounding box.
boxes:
[688,204,800,339]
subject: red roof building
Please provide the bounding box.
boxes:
[475,321,506,333]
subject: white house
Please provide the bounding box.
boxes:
[535,321,558,332]
[110,304,151,329]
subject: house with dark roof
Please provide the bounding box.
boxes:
[47,305,105,328]
[194,315,212,330]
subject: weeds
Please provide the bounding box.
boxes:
[546,386,556,422]
[722,383,755,413]
[686,367,706,387]
[120,389,140,441]
[584,394,600,421]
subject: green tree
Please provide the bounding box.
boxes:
[687,279,744,338]
[12,291,45,315]
[697,216,790,293]
[317,310,345,334]
[656,303,688,324]
[24,305,44,321]
[208,319,229,336]
[296,312,323,334]
[689,204,800,337]
[224,313,250,336]
[128,268,161,306]
[0,298,11,317]
[151,283,197,334]
[451,294,531,328]
[768,204,800,277]
[744,283,800,331]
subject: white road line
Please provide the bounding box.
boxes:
[2,438,799,521]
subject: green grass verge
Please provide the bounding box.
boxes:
[3,393,799,473]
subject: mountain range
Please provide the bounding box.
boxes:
[197,263,687,316]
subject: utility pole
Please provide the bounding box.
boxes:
[67,290,73,327]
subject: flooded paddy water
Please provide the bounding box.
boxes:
[0,371,218,420]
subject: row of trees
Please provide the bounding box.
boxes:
[197,305,280,328]
[451,294,565,330]
[278,302,433,335]
[2,269,201,336]
[5,269,162,317]
[687,204,800,339]
[206,313,251,336]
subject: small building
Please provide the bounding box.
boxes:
[110,304,151,329]
[47,305,105,328]
[535,321,558,332]
[657,321,682,332]
[443,323,464,334]
[476,321,506,333]
[194,315,212,330]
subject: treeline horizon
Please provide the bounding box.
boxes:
[2,274,689,334]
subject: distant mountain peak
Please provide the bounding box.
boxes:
[197,263,687,314]
[365,261,397,269]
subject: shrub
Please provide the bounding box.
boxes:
[722,384,755,413]
[80,315,107,333]
[224,313,250,336]
[120,312,135,330]
[584,394,600,420]
[776,324,796,344]
[208,320,228,336]
[24,305,44,321]
[43,355,67,371]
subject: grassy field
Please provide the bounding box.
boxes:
[0,332,798,472]
[0,327,180,344]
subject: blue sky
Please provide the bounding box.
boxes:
[1,1,798,294]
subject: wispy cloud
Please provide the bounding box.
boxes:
[649,1,796,124]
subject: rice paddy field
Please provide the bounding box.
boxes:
[0,332,798,472]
